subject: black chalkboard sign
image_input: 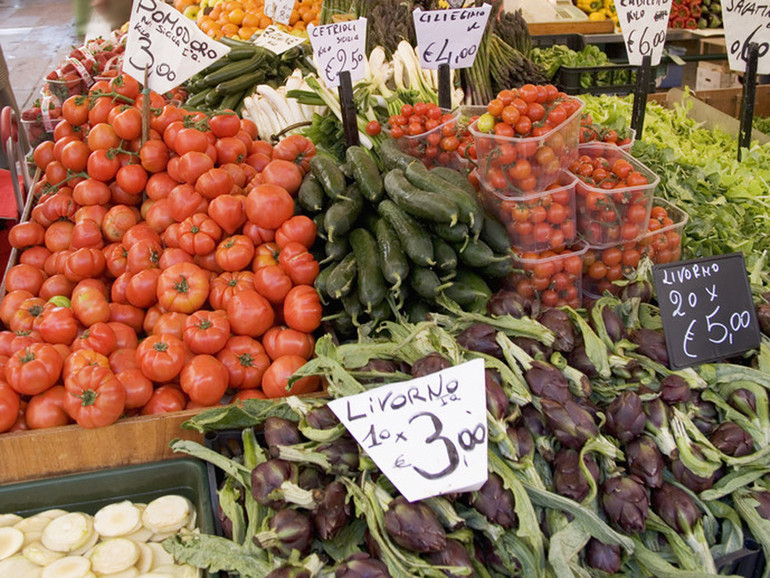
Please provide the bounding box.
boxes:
[652,253,761,369]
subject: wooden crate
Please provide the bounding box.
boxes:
[528,20,614,36]
[649,86,770,119]
[0,409,205,485]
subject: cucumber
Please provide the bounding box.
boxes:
[310,156,347,201]
[325,237,350,262]
[346,146,383,202]
[405,161,482,233]
[443,270,492,309]
[372,218,409,290]
[314,264,334,302]
[349,228,387,312]
[313,213,327,241]
[384,169,459,225]
[341,293,364,325]
[226,46,259,60]
[215,70,265,95]
[407,300,432,323]
[219,36,256,48]
[339,162,354,179]
[378,200,435,267]
[369,298,393,323]
[325,253,357,299]
[220,89,246,111]
[410,267,449,301]
[432,221,470,244]
[298,175,325,213]
[379,138,416,171]
[184,87,214,108]
[482,255,514,278]
[430,166,477,196]
[480,215,512,253]
[203,52,264,86]
[456,237,498,268]
[324,186,363,242]
[432,237,457,277]
[332,309,356,337]
[205,89,223,107]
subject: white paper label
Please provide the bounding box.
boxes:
[614,0,672,66]
[329,359,488,503]
[722,2,770,74]
[413,6,491,70]
[253,25,306,54]
[124,0,230,95]
[264,0,295,26]
[307,18,367,88]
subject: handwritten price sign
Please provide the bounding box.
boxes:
[722,1,770,74]
[329,359,488,503]
[653,253,761,369]
[412,6,491,70]
[253,25,306,54]
[124,0,230,95]
[614,0,673,66]
[264,0,295,26]
[307,18,367,88]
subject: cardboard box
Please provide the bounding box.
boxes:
[696,61,741,91]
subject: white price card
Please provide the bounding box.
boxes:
[124,0,230,95]
[412,6,491,70]
[614,0,673,66]
[307,18,367,88]
[329,358,488,503]
[264,0,295,26]
[722,2,770,74]
[253,25,306,54]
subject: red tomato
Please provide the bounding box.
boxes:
[271,134,316,174]
[245,184,294,230]
[178,213,223,256]
[209,112,241,138]
[216,335,270,390]
[277,243,319,286]
[109,348,140,373]
[64,348,110,380]
[282,285,322,333]
[39,275,76,302]
[0,290,33,327]
[152,312,189,342]
[208,271,254,310]
[226,290,274,338]
[9,222,45,249]
[140,385,186,415]
[37,306,78,345]
[0,382,21,433]
[262,355,319,398]
[253,265,293,305]
[180,354,229,406]
[232,388,267,401]
[71,322,118,357]
[156,263,210,314]
[215,235,255,272]
[116,368,154,409]
[208,194,247,235]
[195,167,234,200]
[9,296,46,332]
[4,264,45,295]
[26,385,70,429]
[125,268,162,309]
[64,365,125,428]
[261,159,303,195]
[136,334,186,383]
[275,216,316,249]
[183,310,230,355]
[262,326,315,361]
[102,205,139,243]
[5,343,63,396]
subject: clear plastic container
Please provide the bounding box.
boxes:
[638,197,688,264]
[509,241,588,309]
[469,97,584,193]
[572,142,659,248]
[385,108,459,169]
[618,127,637,152]
[45,76,87,102]
[21,117,63,149]
[479,170,577,252]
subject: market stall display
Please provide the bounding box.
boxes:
[2,0,770,576]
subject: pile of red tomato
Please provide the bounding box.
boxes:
[385,102,461,168]
[570,150,653,247]
[507,246,585,309]
[0,74,323,434]
[470,85,583,192]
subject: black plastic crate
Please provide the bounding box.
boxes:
[532,33,585,51]
[556,63,657,96]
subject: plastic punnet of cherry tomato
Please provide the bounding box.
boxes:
[0,74,325,434]
[579,113,635,150]
[582,242,644,297]
[386,102,461,168]
[638,200,687,265]
[480,170,577,252]
[570,143,658,248]
[507,243,588,309]
[468,85,585,193]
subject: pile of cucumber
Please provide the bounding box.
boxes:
[183,37,312,114]
[302,141,514,335]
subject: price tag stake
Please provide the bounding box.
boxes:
[630,55,655,138]
[329,359,488,503]
[338,70,359,147]
[738,42,759,161]
[438,63,451,110]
